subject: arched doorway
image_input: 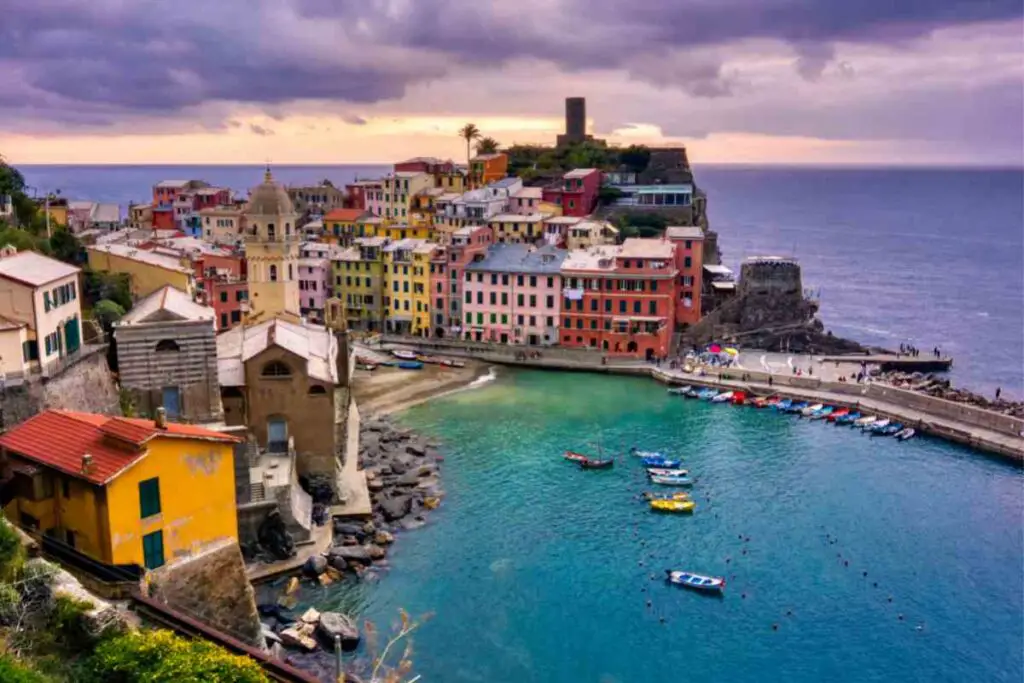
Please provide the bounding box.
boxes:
[435,327,445,339]
[627,340,638,354]
[645,348,655,361]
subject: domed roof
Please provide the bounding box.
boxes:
[244,168,296,217]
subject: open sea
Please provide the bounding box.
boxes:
[19,164,1023,397]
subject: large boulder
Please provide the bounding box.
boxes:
[366,544,387,561]
[302,555,328,578]
[379,495,412,521]
[329,545,373,565]
[280,626,318,651]
[405,442,427,457]
[396,472,421,487]
[317,612,361,651]
[333,521,367,538]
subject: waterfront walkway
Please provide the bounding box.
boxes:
[377,336,1023,462]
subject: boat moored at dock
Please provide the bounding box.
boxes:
[711,391,734,403]
[854,415,877,427]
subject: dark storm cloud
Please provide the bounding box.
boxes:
[1,0,1019,123]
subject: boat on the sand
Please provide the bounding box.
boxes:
[650,499,695,514]
[665,570,725,593]
[391,349,418,361]
[397,360,424,370]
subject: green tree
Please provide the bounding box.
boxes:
[93,300,125,331]
[618,145,651,173]
[458,123,481,180]
[82,269,131,311]
[48,229,83,265]
[474,136,500,155]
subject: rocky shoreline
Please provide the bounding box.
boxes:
[876,371,1024,418]
[257,415,445,681]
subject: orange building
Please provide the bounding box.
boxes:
[470,153,508,188]
[664,226,704,328]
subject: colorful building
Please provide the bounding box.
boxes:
[343,180,378,211]
[383,238,428,335]
[87,243,196,300]
[469,153,508,188]
[323,208,368,245]
[331,237,386,331]
[198,206,245,245]
[462,244,565,345]
[0,249,83,377]
[560,239,677,359]
[566,219,618,250]
[487,213,550,245]
[0,409,240,569]
[542,168,602,217]
[151,180,209,231]
[664,226,704,328]
[411,242,438,337]
[299,256,329,322]
[428,225,492,338]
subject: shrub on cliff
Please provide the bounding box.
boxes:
[0,654,51,683]
[83,629,269,683]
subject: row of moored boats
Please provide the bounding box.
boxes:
[667,387,916,440]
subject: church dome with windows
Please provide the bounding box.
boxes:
[244,167,296,217]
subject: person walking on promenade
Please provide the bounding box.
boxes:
[996,387,1001,400]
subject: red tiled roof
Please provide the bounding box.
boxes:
[0,410,240,485]
[323,208,365,222]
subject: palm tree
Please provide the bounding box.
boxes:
[458,123,480,185]
[474,136,500,155]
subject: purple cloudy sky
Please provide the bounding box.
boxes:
[2,0,1021,165]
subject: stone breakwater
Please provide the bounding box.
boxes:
[877,371,1024,418]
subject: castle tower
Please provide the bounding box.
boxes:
[242,167,301,323]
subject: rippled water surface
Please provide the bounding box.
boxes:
[304,370,1023,683]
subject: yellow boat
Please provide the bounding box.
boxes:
[643,492,690,501]
[650,499,695,514]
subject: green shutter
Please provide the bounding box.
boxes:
[139,478,161,518]
[142,530,164,569]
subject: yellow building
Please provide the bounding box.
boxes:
[87,243,195,299]
[376,172,434,222]
[411,242,438,336]
[372,221,433,242]
[487,213,552,244]
[331,237,386,332]
[323,208,368,246]
[0,409,240,569]
[242,168,301,323]
[383,238,430,335]
[36,198,69,227]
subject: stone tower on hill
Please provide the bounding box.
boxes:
[242,167,301,324]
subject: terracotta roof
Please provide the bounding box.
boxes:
[323,208,366,222]
[0,410,240,485]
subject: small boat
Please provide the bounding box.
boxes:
[630,448,668,459]
[563,450,588,463]
[872,422,902,437]
[643,492,690,501]
[391,349,418,361]
[854,415,877,427]
[800,403,824,417]
[834,412,861,425]
[683,389,701,398]
[650,474,694,487]
[711,391,734,403]
[579,458,614,470]
[397,361,424,370]
[650,499,695,514]
[646,467,689,477]
[355,360,377,371]
[774,398,793,411]
[439,359,465,368]
[698,389,719,400]
[641,457,683,469]
[810,406,834,420]
[731,391,748,405]
[827,408,850,422]
[667,386,692,396]
[665,570,725,594]
[895,428,916,441]
[784,401,809,414]
[866,419,892,433]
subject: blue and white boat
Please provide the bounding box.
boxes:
[895,428,916,441]
[646,467,689,477]
[667,386,692,396]
[785,401,809,414]
[630,447,667,459]
[683,388,701,398]
[650,473,694,486]
[698,388,719,400]
[810,406,834,420]
[834,411,861,425]
[666,570,725,594]
[774,398,793,411]
[800,403,824,417]
[641,456,683,469]
[866,418,891,432]
[873,422,903,437]
[397,361,424,370]
[711,391,734,403]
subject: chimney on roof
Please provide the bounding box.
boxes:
[155,407,168,430]
[81,454,93,476]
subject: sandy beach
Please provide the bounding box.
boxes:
[350,358,492,417]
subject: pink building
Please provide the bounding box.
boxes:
[664,226,705,328]
[462,243,567,345]
[429,225,492,338]
[298,257,329,322]
[509,187,544,215]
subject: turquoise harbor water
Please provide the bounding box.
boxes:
[305,370,1023,683]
